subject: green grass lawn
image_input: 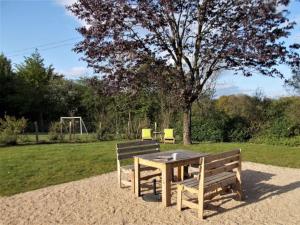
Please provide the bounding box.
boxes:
[0,141,299,196]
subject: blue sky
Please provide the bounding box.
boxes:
[1,0,300,98]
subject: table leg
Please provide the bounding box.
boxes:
[134,157,140,197]
[177,166,182,181]
[162,164,172,207]
[178,166,185,181]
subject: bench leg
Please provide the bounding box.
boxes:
[134,157,141,197]
[117,162,122,188]
[236,180,243,201]
[236,158,243,201]
[198,159,205,219]
[198,186,204,219]
[131,171,135,193]
[177,185,183,211]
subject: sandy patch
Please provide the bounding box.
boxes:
[1,162,300,225]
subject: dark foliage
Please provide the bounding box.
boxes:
[68,0,299,144]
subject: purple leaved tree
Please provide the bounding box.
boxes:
[69,0,299,145]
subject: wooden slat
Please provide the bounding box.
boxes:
[182,174,221,188]
[181,172,235,190]
[205,177,236,192]
[205,155,239,170]
[118,149,159,160]
[184,186,199,194]
[182,199,198,209]
[182,178,198,187]
[204,172,235,187]
[117,144,159,153]
[117,140,157,148]
[204,188,224,200]
[205,162,239,177]
[140,172,161,181]
[205,149,240,163]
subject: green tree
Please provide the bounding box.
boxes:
[0,54,16,117]
[15,50,55,131]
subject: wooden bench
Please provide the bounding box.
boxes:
[116,140,161,192]
[177,149,242,219]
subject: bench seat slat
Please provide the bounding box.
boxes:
[118,149,159,160]
[205,155,239,170]
[205,176,236,192]
[205,162,239,177]
[180,172,236,190]
[117,144,159,153]
[205,149,240,163]
[117,140,157,148]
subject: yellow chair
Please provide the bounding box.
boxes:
[142,129,152,141]
[163,129,175,144]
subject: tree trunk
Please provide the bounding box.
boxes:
[39,112,44,132]
[183,106,192,145]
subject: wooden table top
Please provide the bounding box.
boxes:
[135,149,208,164]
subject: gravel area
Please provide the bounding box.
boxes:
[1,162,300,225]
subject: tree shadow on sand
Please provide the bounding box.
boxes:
[137,169,300,217]
[205,169,300,218]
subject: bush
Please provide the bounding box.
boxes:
[192,119,225,142]
[266,117,294,138]
[250,135,300,146]
[0,116,27,145]
[225,117,252,142]
[48,122,64,141]
[192,114,227,142]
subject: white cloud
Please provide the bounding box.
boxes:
[215,82,254,97]
[58,66,91,79]
[54,0,88,27]
[55,0,77,6]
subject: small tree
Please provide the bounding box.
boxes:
[48,122,64,141]
[69,0,299,144]
[0,116,27,145]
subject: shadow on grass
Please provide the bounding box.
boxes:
[0,140,101,148]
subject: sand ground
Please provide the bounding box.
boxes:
[1,162,300,225]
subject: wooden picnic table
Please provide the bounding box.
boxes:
[134,150,209,207]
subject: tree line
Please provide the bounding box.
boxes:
[1,51,299,145]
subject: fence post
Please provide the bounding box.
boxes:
[60,122,63,138]
[100,122,102,140]
[69,121,72,141]
[34,121,39,143]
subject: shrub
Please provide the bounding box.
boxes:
[48,122,64,141]
[225,117,252,142]
[266,117,294,138]
[250,135,300,146]
[192,119,225,142]
[191,114,227,142]
[0,116,27,145]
